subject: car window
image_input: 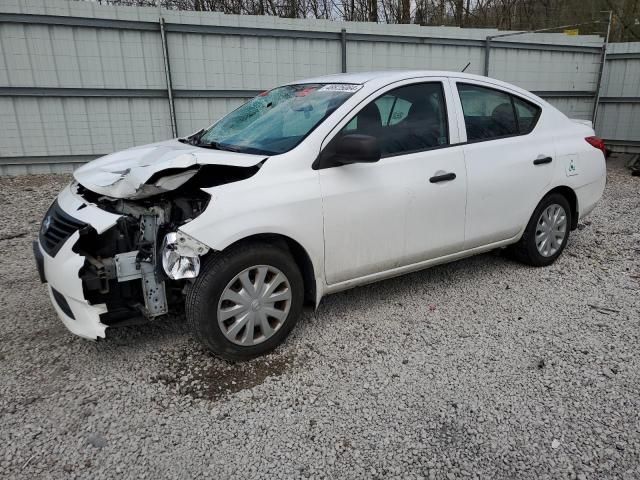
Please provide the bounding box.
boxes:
[338,82,449,157]
[199,83,358,155]
[388,98,412,125]
[513,96,541,134]
[457,83,518,141]
[343,95,413,131]
[375,95,396,126]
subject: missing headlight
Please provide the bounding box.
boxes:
[161,231,210,280]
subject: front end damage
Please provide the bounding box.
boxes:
[36,156,262,339]
[74,183,212,326]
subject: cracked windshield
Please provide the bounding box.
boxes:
[198,83,361,155]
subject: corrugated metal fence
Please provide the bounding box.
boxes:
[596,42,640,154]
[0,0,636,174]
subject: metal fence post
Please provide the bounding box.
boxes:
[341,28,347,73]
[592,11,612,127]
[483,36,491,76]
[159,16,178,137]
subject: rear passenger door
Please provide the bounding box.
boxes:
[451,80,555,249]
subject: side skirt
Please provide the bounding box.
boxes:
[321,235,520,298]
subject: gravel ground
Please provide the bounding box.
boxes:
[1,155,638,480]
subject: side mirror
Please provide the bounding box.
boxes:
[315,134,381,169]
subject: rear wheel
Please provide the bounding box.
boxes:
[508,193,571,267]
[186,243,304,360]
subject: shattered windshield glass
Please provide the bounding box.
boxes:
[195,84,361,155]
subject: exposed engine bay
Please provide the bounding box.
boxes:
[65,163,260,327]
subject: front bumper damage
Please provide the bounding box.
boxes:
[34,182,209,339]
[34,184,119,339]
[35,233,109,339]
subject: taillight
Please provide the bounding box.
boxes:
[585,136,607,155]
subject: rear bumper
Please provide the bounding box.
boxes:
[576,174,606,220]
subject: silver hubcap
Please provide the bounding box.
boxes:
[217,265,291,346]
[535,203,567,257]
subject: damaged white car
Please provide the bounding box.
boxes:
[34,71,606,360]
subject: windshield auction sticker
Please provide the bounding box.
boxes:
[318,84,363,93]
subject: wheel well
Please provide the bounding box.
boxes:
[546,186,578,230]
[222,234,317,306]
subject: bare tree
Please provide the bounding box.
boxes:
[78,0,639,41]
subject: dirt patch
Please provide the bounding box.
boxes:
[151,340,297,401]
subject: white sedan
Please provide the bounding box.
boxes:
[34,71,606,360]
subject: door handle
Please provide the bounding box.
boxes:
[429,172,456,183]
[533,156,553,165]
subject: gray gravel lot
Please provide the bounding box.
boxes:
[1,156,639,480]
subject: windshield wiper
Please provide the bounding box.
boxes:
[193,141,242,152]
[178,128,205,146]
[181,135,270,155]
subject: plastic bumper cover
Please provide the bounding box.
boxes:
[576,176,606,220]
[35,184,122,340]
[35,237,109,339]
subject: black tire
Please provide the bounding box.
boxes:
[508,193,572,267]
[186,242,304,361]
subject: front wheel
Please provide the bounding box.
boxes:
[508,193,572,267]
[186,243,304,361]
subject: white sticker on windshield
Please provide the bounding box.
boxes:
[318,84,362,93]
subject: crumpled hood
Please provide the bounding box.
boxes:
[73,139,265,199]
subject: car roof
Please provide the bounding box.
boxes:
[286,70,545,105]
[288,70,492,85]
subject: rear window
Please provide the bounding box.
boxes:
[513,96,541,134]
[457,83,541,142]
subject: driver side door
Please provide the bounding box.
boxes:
[318,79,467,285]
